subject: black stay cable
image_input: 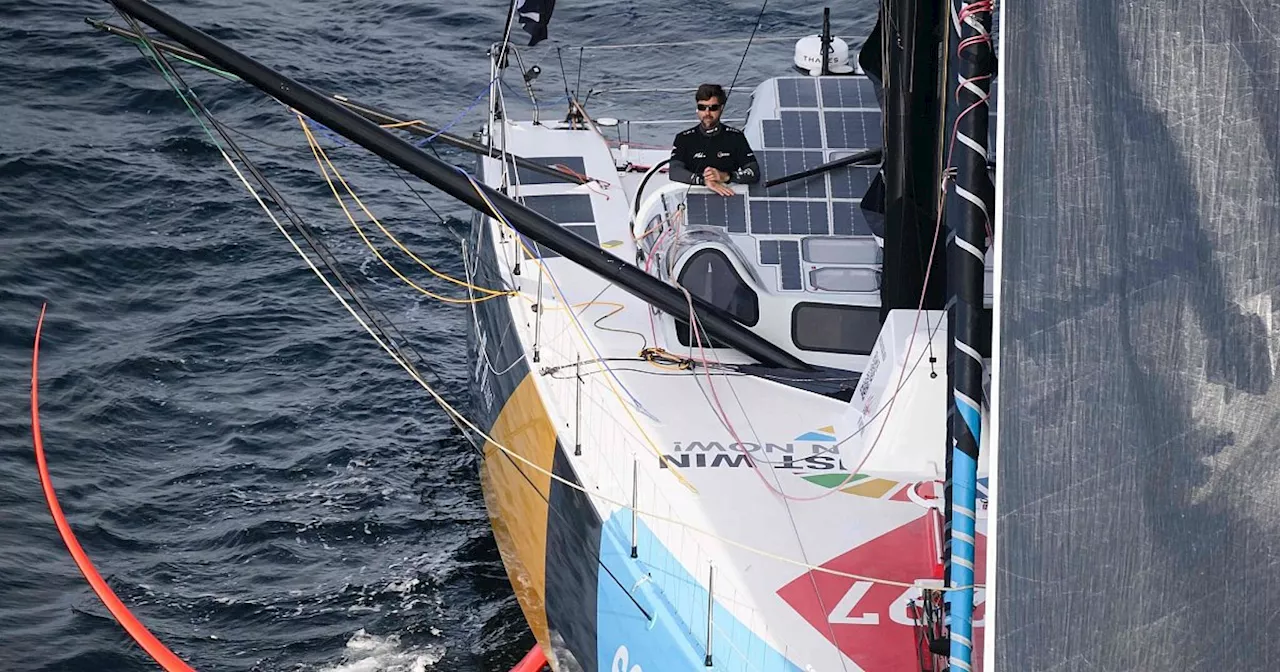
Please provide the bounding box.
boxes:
[727,0,768,100]
[116,9,455,402]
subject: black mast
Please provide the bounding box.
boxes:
[859,0,949,317]
[107,0,810,372]
[942,0,995,668]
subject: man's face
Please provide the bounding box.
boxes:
[696,96,723,128]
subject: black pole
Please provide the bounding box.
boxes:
[941,0,994,665]
[763,147,882,188]
[820,8,832,76]
[877,0,947,317]
[85,18,586,187]
[106,0,810,371]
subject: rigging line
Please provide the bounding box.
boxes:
[223,111,483,457]
[468,175,697,491]
[528,291,648,353]
[413,75,500,147]
[549,364,720,379]
[677,292,840,655]
[463,214,519,299]
[461,220,524,381]
[119,9,450,393]
[220,121,333,152]
[462,291,661,625]
[302,115,352,149]
[516,252,635,347]
[574,46,584,101]
[555,46,573,115]
[302,120,489,304]
[728,0,769,101]
[682,306,933,661]
[30,306,198,672]
[494,0,520,80]
[647,197,942,476]
[575,35,808,50]
[299,117,510,299]
[699,322,849,672]
[452,292,659,624]
[675,219,949,501]
[114,32,241,81]
[381,160,459,244]
[464,263,526,381]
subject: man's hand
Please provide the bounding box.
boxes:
[702,167,735,197]
[703,167,730,183]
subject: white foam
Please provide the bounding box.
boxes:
[317,629,446,672]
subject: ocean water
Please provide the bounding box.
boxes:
[0,1,871,670]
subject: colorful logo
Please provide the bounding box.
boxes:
[777,516,988,671]
[794,426,838,442]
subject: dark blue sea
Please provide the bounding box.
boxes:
[0,1,870,670]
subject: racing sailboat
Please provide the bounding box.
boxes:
[96,0,997,669]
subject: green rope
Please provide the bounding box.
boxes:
[111,31,242,82]
[128,33,225,150]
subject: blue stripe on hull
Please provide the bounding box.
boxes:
[595,510,803,671]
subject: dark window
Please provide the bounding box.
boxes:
[521,194,595,223]
[514,156,587,185]
[674,249,759,346]
[791,302,882,355]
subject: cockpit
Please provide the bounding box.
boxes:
[627,75,996,372]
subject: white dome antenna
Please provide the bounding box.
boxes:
[793,34,856,77]
[793,10,857,77]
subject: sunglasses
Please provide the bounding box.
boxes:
[696,103,722,111]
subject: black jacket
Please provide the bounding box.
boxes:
[669,123,761,186]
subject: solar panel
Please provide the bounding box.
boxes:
[522,194,597,258]
[514,156,587,185]
[824,111,881,149]
[734,76,889,296]
[831,201,875,236]
[777,78,819,108]
[749,200,829,236]
[828,163,877,199]
[779,241,802,290]
[522,194,594,223]
[757,239,803,290]
[759,240,781,265]
[751,150,828,199]
[774,111,824,149]
[819,77,878,109]
[684,193,748,233]
[532,224,600,259]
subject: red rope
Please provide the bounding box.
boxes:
[30,304,197,672]
[509,644,548,672]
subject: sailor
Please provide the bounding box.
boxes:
[669,84,761,196]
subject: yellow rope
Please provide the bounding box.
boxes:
[468,174,706,493]
[379,120,426,129]
[298,115,510,304]
[302,115,508,298]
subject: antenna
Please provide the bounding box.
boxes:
[821,7,832,76]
